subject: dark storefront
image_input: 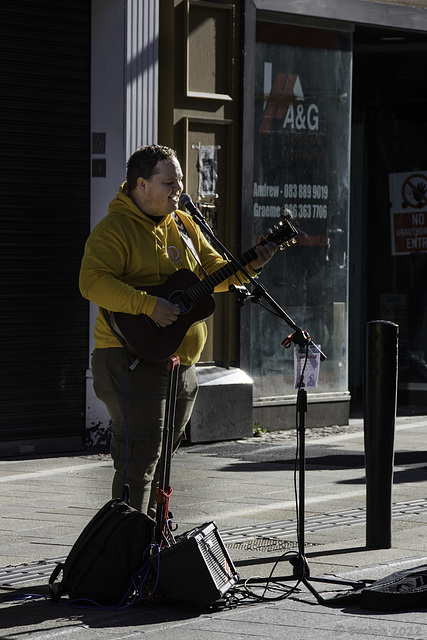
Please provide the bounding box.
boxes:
[0,1,90,455]
[351,24,427,411]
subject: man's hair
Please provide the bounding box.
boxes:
[126,145,178,190]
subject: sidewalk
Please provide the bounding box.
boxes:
[1,415,427,638]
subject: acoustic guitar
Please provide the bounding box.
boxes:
[109,216,298,361]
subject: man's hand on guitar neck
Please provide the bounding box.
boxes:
[150,298,180,327]
[250,240,279,270]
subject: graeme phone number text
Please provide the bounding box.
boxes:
[285,203,327,219]
[254,202,328,219]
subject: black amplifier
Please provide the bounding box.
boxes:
[150,521,239,604]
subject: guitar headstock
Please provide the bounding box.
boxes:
[262,211,299,250]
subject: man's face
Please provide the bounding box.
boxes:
[139,158,184,217]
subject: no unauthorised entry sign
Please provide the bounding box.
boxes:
[389,171,427,255]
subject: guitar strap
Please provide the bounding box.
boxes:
[102,307,128,349]
[173,211,208,277]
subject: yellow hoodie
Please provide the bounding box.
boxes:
[79,182,258,365]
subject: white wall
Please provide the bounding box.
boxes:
[86,0,159,444]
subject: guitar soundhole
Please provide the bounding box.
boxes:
[170,290,192,314]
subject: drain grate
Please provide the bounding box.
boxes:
[225,539,301,552]
[220,509,365,543]
[220,497,427,544]
[0,558,63,588]
[2,498,427,587]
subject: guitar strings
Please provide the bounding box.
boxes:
[170,263,236,307]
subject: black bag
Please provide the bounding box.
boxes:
[49,498,156,607]
[325,564,427,611]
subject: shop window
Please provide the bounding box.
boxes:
[251,22,352,398]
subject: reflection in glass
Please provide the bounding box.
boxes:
[251,23,353,399]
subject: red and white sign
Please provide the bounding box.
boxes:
[389,171,427,255]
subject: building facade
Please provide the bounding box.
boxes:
[1,0,426,455]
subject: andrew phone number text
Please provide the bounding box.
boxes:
[253,182,329,219]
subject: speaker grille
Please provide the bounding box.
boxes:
[194,526,234,589]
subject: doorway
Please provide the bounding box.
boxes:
[350,25,427,415]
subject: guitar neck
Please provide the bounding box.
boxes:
[198,247,257,293]
[187,217,298,300]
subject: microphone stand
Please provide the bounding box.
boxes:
[181,197,369,602]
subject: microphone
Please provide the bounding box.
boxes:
[179,193,201,219]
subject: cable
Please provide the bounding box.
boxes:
[295,343,310,565]
[227,342,312,606]
[122,357,140,499]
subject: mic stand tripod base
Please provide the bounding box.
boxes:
[288,555,368,604]
[290,388,372,604]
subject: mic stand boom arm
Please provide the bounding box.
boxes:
[179,194,326,360]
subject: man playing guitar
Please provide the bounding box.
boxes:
[79,144,278,519]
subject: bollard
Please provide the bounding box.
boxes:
[363,320,399,549]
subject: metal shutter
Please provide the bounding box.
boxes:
[0,1,91,455]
